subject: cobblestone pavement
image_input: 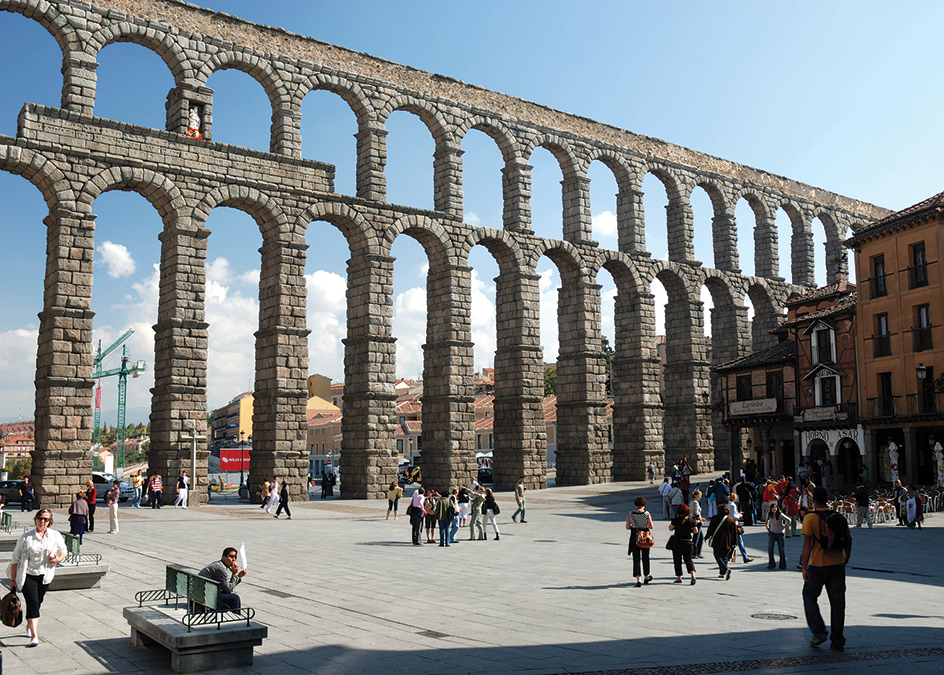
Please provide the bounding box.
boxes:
[2,477,942,675]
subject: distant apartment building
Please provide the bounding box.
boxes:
[0,434,34,465]
[210,392,254,448]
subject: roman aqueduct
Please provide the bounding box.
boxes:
[0,0,890,505]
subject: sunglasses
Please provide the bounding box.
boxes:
[35,517,50,522]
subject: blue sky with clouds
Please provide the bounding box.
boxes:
[1,1,942,422]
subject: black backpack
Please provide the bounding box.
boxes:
[813,510,853,557]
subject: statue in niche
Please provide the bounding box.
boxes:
[886,438,899,484]
[186,105,203,139]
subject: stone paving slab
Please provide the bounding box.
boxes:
[0,477,942,674]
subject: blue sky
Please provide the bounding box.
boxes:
[1,1,943,422]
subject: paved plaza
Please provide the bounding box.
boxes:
[2,476,942,675]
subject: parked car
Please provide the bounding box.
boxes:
[0,479,27,505]
[91,472,135,502]
[477,467,493,485]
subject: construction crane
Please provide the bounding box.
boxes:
[92,329,147,470]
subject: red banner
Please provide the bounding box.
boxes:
[219,449,250,471]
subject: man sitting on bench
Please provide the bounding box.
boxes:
[198,547,247,611]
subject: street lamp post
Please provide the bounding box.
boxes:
[239,430,246,487]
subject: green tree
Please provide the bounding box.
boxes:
[5,457,31,479]
[544,366,557,397]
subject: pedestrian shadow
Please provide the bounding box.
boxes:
[543,582,636,591]
[74,625,944,675]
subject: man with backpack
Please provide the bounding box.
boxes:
[801,486,851,653]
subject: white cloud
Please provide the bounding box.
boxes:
[466,212,481,227]
[97,241,136,278]
[470,268,496,372]
[393,286,427,379]
[238,269,260,286]
[538,267,560,363]
[306,270,347,381]
[0,326,38,419]
[592,210,618,240]
[206,257,233,285]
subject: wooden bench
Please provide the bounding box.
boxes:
[126,565,266,673]
[49,533,108,590]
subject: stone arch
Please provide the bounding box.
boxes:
[78,166,183,228]
[812,208,847,283]
[464,227,526,274]
[296,201,374,258]
[638,163,692,263]
[295,73,375,126]
[0,1,79,58]
[88,21,191,85]
[778,200,813,286]
[0,146,72,214]
[377,94,451,144]
[530,238,586,287]
[734,189,775,278]
[456,116,520,165]
[525,134,581,180]
[599,250,645,296]
[691,178,732,271]
[383,213,454,266]
[584,148,634,190]
[198,50,292,111]
[701,269,744,364]
[193,184,287,243]
[746,280,781,351]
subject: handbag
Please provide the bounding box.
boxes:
[405,504,413,516]
[635,529,654,548]
[492,503,500,515]
[1,590,22,628]
[665,534,677,551]
[736,525,745,536]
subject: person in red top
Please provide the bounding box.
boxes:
[149,472,163,509]
[761,481,778,521]
[84,479,97,533]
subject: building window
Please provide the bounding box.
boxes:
[812,327,834,364]
[477,435,482,450]
[416,438,422,451]
[878,371,894,417]
[909,242,928,289]
[874,313,891,357]
[870,254,887,298]
[766,371,783,401]
[488,434,494,449]
[914,304,933,351]
[736,375,752,401]
[817,375,838,407]
[396,439,403,454]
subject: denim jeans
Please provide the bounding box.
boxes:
[714,547,733,575]
[219,592,241,611]
[513,499,526,521]
[438,520,451,546]
[803,564,845,646]
[767,532,785,567]
[133,487,142,507]
[449,516,459,543]
[737,534,750,561]
[693,529,704,557]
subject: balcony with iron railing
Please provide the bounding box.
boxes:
[907,263,929,289]
[868,274,888,299]
[911,326,934,352]
[865,396,899,419]
[873,335,892,357]
[905,392,943,416]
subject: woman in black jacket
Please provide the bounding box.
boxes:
[705,503,738,580]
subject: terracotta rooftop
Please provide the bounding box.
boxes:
[712,340,796,372]
[778,291,856,331]
[846,190,944,247]
[784,281,855,307]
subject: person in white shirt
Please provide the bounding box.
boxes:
[174,472,189,508]
[10,509,67,647]
[658,478,673,520]
[727,494,754,563]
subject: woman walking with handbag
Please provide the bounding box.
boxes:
[706,503,738,580]
[9,509,67,647]
[668,503,699,585]
[626,496,654,588]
